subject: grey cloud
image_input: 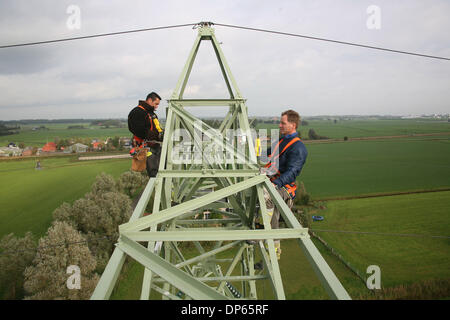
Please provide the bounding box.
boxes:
[0,0,449,120]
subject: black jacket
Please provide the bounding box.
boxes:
[128,100,162,142]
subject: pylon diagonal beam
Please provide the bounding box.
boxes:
[174,240,242,269]
[262,179,351,300]
[255,183,285,300]
[119,175,266,232]
[90,178,156,300]
[118,234,230,300]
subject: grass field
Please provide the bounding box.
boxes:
[1,122,130,147]
[298,136,450,199]
[308,191,450,288]
[256,119,450,140]
[0,155,131,239]
[1,118,449,299]
[111,191,449,299]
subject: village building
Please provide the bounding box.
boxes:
[0,146,23,157]
[22,147,34,156]
[42,142,57,153]
[64,143,89,153]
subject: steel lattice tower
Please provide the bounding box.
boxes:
[91,23,351,300]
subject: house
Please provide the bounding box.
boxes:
[22,147,33,156]
[120,137,132,149]
[92,141,103,150]
[0,147,23,157]
[42,142,57,152]
[65,143,88,153]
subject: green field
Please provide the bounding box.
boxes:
[1,122,130,147]
[110,191,450,299]
[1,118,449,299]
[299,136,450,199]
[256,119,450,139]
[0,156,131,239]
[308,191,450,288]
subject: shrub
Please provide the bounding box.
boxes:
[295,182,312,206]
[23,221,99,300]
[53,173,132,271]
[0,232,36,299]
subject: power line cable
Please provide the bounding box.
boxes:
[0,21,448,62]
[0,23,198,49]
[213,22,450,61]
[310,228,450,239]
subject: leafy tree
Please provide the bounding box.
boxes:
[87,172,118,196]
[308,128,329,140]
[0,232,36,299]
[23,221,99,300]
[117,170,149,198]
[53,173,132,271]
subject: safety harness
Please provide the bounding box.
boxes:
[264,136,301,198]
[132,105,163,145]
[130,105,163,156]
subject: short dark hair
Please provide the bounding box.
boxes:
[146,92,161,101]
[282,109,300,129]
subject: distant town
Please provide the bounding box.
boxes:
[0,113,449,158]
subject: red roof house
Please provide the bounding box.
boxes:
[42,142,57,152]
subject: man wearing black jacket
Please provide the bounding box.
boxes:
[128,92,164,177]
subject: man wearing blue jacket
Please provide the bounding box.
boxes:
[262,109,308,259]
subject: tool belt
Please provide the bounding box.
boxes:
[130,136,151,172]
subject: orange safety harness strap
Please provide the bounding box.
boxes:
[264,136,301,198]
[138,105,154,132]
[132,105,157,147]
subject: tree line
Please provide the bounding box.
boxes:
[0,171,148,300]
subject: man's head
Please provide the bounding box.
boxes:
[279,109,300,136]
[146,92,162,110]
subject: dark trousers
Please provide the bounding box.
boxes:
[146,145,161,177]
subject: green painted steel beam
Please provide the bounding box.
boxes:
[153,275,267,283]
[262,179,351,300]
[118,234,229,300]
[169,99,246,106]
[175,218,242,225]
[90,248,126,300]
[255,184,286,300]
[119,175,266,232]
[174,240,242,269]
[90,178,157,300]
[158,169,259,178]
[217,245,246,292]
[121,228,308,242]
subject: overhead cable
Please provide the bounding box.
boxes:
[0,23,198,49]
[213,22,450,61]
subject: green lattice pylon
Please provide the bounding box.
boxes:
[91,23,351,300]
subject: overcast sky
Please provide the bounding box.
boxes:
[0,0,449,120]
